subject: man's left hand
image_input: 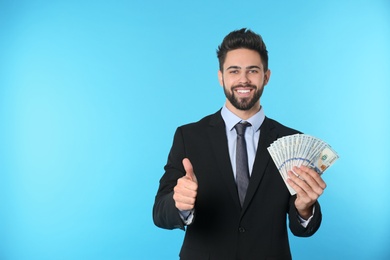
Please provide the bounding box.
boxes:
[287,165,327,220]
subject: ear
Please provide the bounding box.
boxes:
[263,69,271,85]
[218,70,223,86]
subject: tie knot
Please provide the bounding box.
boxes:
[235,122,250,136]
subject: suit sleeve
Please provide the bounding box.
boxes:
[153,127,187,230]
[288,195,322,237]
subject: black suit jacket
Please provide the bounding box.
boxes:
[153,110,322,260]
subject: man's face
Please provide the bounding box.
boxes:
[218,48,270,112]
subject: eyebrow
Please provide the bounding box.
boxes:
[226,65,262,70]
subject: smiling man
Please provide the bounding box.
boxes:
[153,28,326,260]
[219,48,270,119]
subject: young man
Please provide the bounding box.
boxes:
[153,28,326,260]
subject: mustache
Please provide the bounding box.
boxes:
[231,84,257,90]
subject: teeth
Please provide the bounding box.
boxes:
[237,89,250,93]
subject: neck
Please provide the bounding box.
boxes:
[225,101,261,120]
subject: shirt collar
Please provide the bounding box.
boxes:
[221,105,265,132]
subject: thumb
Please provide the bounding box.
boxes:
[183,158,197,183]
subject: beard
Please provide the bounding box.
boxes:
[223,83,264,111]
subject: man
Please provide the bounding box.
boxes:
[153,28,326,260]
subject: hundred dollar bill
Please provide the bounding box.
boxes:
[309,146,339,174]
[268,134,339,195]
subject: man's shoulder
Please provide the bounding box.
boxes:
[265,117,302,136]
[179,110,222,130]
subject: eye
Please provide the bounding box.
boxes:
[249,69,259,74]
[229,70,239,74]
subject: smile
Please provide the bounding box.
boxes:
[237,89,251,94]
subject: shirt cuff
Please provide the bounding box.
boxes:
[297,206,315,228]
[179,209,195,225]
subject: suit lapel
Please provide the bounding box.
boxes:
[208,111,242,209]
[242,117,278,211]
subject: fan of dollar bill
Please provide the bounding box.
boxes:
[267,134,339,195]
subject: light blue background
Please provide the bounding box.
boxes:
[1,0,389,259]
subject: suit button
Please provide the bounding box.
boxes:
[238,227,246,233]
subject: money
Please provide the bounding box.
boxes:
[267,134,339,195]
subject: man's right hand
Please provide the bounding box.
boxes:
[173,158,198,211]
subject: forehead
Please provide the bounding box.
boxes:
[224,48,263,69]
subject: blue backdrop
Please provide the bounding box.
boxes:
[1,0,389,259]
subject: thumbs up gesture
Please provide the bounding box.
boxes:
[173,158,198,211]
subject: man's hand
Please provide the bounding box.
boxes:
[173,158,198,211]
[287,165,327,219]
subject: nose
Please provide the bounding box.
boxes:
[239,71,250,85]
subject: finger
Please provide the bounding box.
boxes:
[173,192,196,206]
[175,179,198,194]
[288,170,323,199]
[286,175,302,194]
[287,171,310,193]
[174,193,196,211]
[299,165,327,189]
[183,158,198,183]
[175,201,195,211]
[294,166,327,192]
[287,172,319,206]
[173,185,197,211]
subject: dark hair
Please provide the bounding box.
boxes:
[216,28,268,72]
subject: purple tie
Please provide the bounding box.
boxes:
[235,122,251,207]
